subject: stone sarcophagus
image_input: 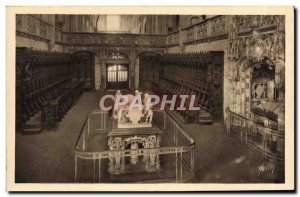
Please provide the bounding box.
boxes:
[107,90,162,175]
[107,128,162,175]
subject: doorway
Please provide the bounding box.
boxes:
[106,64,129,89]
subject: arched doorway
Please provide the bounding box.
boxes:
[71,51,96,90]
[106,52,129,89]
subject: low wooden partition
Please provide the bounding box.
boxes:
[42,81,84,130]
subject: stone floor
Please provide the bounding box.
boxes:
[15,91,100,183]
[15,91,283,183]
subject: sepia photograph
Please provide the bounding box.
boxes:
[6,6,294,191]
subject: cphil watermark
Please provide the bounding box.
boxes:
[99,94,200,111]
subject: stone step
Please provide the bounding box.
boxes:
[23,127,42,135]
[23,111,42,135]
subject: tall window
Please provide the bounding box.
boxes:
[106,15,120,31]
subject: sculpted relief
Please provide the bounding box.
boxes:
[227,15,285,118]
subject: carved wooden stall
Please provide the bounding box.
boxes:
[151,52,223,123]
[16,47,84,134]
[71,51,95,90]
[138,53,161,90]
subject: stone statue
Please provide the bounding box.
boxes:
[113,90,122,117]
[135,89,142,96]
[254,83,266,99]
[143,93,150,105]
[117,107,126,123]
[143,108,153,124]
[252,84,258,98]
[23,62,32,82]
[115,90,122,98]
[267,80,275,100]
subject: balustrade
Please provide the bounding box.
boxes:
[167,31,179,46]
[235,15,283,34]
[17,15,231,49]
[16,14,53,41]
[183,15,227,44]
[64,33,167,47]
[226,109,284,164]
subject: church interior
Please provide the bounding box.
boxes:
[15,14,285,183]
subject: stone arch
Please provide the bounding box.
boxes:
[68,48,100,58]
[105,51,129,61]
[136,51,164,57]
[71,50,95,56]
[141,17,147,34]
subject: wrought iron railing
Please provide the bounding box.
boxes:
[226,109,284,164]
[75,109,195,183]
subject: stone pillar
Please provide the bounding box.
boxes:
[108,137,125,175]
[130,142,139,164]
[99,50,106,90]
[144,135,160,172]
[94,52,101,90]
[178,16,185,52]
[134,57,139,89]
[48,15,56,51]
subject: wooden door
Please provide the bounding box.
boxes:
[106,64,129,89]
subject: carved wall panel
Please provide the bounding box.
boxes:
[167,31,179,46]
[183,15,226,44]
[16,15,23,31]
[210,15,226,36]
[40,22,48,38]
[226,15,285,124]
[196,23,207,39]
[235,15,281,34]
[27,15,37,35]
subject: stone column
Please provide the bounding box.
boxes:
[130,142,139,164]
[134,57,139,89]
[48,15,56,51]
[94,51,101,90]
[144,135,160,172]
[108,137,125,175]
[99,50,106,90]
